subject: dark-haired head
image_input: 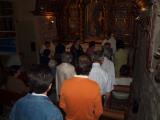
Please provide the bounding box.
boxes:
[77,55,91,75]
[102,48,112,59]
[61,52,73,63]
[44,41,50,48]
[43,49,51,57]
[120,64,130,77]
[89,41,96,48]
[28,64,53,94]
[116,38,125,49]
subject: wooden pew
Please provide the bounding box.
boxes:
[102,108,126,120]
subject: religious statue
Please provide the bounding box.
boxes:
[86,0,105,38]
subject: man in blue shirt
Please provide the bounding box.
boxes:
[10,65,63,120]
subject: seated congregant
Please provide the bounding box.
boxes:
[114,39,128,77]
[115,64,132,86]
[112,64,132,100]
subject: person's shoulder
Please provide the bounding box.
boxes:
[42,103,63,120]
[66,63,75,68]
[86,79,101,91]
[61,77,74,84]
[86,78,99,86]
[108,59,114,65]
[45,102,60,111]
[57,64,63,69]
[57,63,74,70]
[13,94,29,106]
[68,64,76,71]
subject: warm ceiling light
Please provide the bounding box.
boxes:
[45,15,52,20]
[50,20,54,23]
[141,7,147,11]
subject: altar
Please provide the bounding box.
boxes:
[55,0,134,47]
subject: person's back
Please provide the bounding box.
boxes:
[89,51,111,95]
[54,43,65,64]
[40,49,51,65]
[60,76,102,120]
[59,55,102,120]
[10,93,62,120]
[89,62,108,95]
[56,52,76,99]
[10,65,63,120]
[101,49,116,90]
[56,63,75,92]
[55,43,65,55]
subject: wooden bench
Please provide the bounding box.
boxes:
[102,108,126,120]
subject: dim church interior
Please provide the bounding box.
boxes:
[0,0,160,120]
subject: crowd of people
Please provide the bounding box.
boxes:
[0,33,133,120]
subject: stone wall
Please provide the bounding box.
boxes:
[13,0,38,66]
[133,1,160,120]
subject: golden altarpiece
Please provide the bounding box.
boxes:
[57,0,134,45]
[34,0,135,46]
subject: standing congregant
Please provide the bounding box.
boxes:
[56,52,76,100]
[10,65,63,120]
[60,55,103,120]
[70,39,84,67]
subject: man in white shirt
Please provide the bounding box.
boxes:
[56,52,76,100]
[102,33,116,54]
[101,49,115,91]
[108,33,116,54]
[89,51,111,95]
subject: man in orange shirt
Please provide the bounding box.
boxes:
[59,55,103,120]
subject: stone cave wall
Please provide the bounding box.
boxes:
[133,1,160,120]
